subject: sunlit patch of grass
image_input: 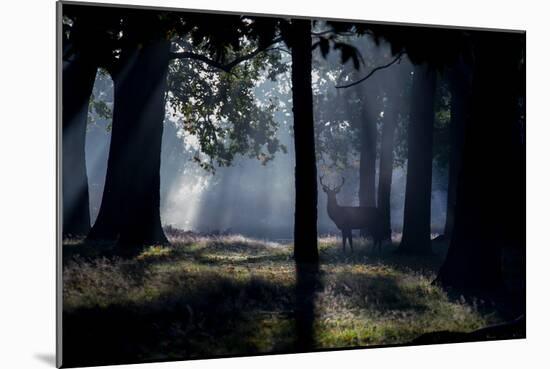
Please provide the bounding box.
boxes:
[313,265,492,348]
[137,245,173,261]
[62,234,503,365]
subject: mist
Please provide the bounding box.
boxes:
[83,34,450,241]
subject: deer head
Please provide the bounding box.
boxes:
[320,176,345,200]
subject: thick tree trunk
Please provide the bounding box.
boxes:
[62,52,97,237]
[290,19,319,264]
[443,62,469,237]
[87,39,170,248]
[435,33,525,290]
[398,63,436,254]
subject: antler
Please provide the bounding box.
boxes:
[320,175,345,192]
[335,177,345,192]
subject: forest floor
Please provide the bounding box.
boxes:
[62,234,507,367]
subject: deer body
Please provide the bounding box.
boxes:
[321,177,389,253]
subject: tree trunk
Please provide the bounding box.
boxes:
[443,61,469,237]
[358,105,378,210]
[435,33,525,290]
[358,81,380,237]
[290,19,319,264]
[377,62,409,236]
[62,52,96,237]
[377,94,399,234]
[398,63,436,254]
[87,39,170,248]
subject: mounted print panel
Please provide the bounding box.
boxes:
[57,1,526,367]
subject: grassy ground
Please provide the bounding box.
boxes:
[62,234,504,367]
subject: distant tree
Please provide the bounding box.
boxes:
[358,76,381,213]
[315,37,406,239]
[376,60,412,235]
[358,25,468,254]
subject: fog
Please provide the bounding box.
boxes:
[84,35,449,240]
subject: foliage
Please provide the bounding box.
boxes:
[87,68,113,130]
[312,35,413,172]
[166,43,288,173]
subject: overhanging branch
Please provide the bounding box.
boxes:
[335,51,405,89]
[169,36,284,73]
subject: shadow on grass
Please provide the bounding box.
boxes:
[319,240,445,276]
[327,271,431,313]
[63,274,298,367]
[295,262,321,352]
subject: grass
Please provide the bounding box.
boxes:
[62,234,503,367]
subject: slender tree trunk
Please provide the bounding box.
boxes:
[377,95,399,234]
[377,62,409,236]
[443,62,469,237]
[88,39,170,248]
[62,52,96,237]
[358,82,380,237]
[398,63,436,254]
[435,34,525,290]
[290,19,319,264]
[358,106,378,209]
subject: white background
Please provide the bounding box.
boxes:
[0,0,547,368]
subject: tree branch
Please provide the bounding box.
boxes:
[335,51,405,89]
[169,51,232,72]
[311,30,355,37]
[169,36,284,73]
[266,46,291,55]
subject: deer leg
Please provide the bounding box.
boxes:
[341,230,347,253]
[348,230,353,253]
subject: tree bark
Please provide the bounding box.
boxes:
[435,33,525,290]
[87,39,170,248]
[377,62,409,236]
[290,19,319,264]
[358,104,378,209]
[398,63,436,254]
[358,80,381,237]
[377,93,399,234]
[62,51,97,237]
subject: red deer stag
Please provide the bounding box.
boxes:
[320,176,390,253]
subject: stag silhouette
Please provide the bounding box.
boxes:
[320,176,390,253]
